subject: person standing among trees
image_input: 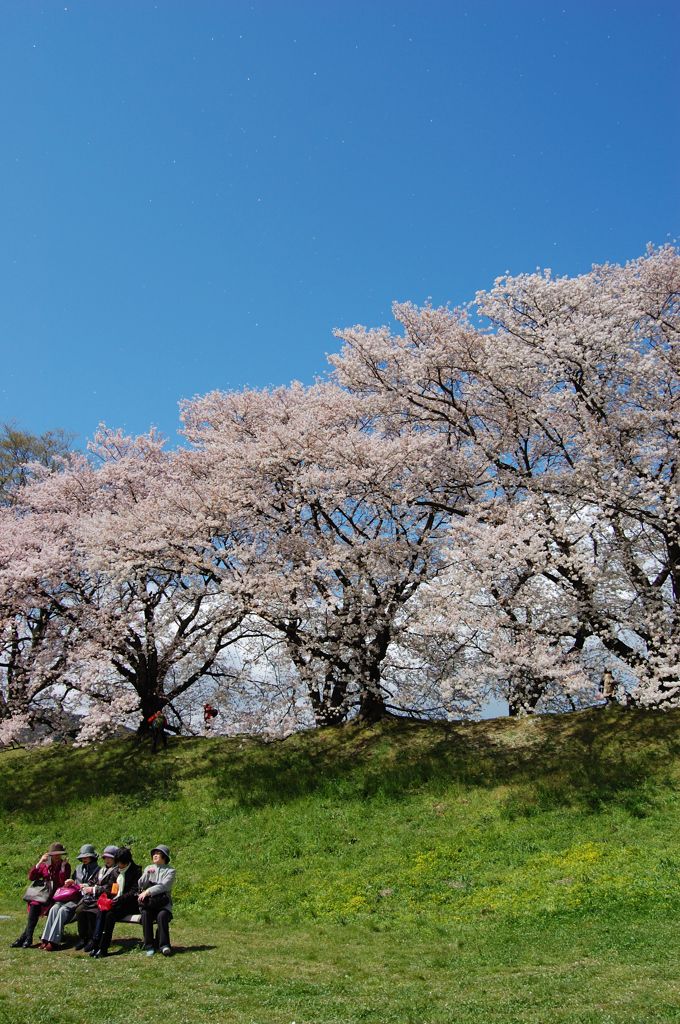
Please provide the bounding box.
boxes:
[203,703,219,728]
[602,670,618,706]
[149,710,168,753]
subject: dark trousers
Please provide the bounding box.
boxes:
[76,905,97,941]
[17,903,42,944]
[141,908,173,950]
[97,894,140,953]
[91,909,105,946]
[150,729,167,753]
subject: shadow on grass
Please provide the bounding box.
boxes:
[108,937,144,954]
[0,736,183,816]
[1,707,679,819]
[200,708,680,814]
[169,945,217,954]
[103,938,216,955]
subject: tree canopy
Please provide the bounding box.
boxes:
[0,421,76,505]
[1,247,678,744]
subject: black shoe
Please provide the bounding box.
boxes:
[83,941,95,952]
[88,947,99,957]
[74,940,86,951]
[10,938,24,948]
[93,949,108,959]
[21,939,32,949]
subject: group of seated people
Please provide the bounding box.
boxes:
[11,841,176,958]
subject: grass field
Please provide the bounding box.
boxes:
[1,708,680,1023]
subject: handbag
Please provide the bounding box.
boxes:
[53,883,81,903]
[23,879,53,904]
[140,891,170,912]
[97,894,115,912]
[142,888,168,913]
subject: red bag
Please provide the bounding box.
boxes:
[53,882,81,903]
[97,894,115,912]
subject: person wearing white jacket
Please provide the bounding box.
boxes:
[138,845,176,956]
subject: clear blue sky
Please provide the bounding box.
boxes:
[1,1,678,445]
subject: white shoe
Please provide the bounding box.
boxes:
[161,946,171,956]
[146,948,155,956]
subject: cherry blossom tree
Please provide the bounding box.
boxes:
[331,245,680,711]
[181,381,477,724]
[0,508,80,744]
[5,428,256,741]
[5,245,677,741]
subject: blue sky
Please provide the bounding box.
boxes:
[1,0,678,445]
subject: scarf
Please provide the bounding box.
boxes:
[114,865,128,899]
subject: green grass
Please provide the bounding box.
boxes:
[1,708,680,1022]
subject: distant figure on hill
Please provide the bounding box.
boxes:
[149,710,168,752]
[602,670,617,706]
[203,703,219,728]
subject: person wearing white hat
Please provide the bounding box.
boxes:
[138,845,176,956]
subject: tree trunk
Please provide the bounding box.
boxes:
[507,671,545,717]
[357,659,392,723]
[292,651,351,728]
[114,646,166,737]
[357,687,391,722]
[135,676,167,736]
[311,691,349,727]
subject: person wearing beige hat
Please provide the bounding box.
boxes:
[38,844,100,951]
[10,843,71,949]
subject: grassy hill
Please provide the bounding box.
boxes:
[1,708,680,1023]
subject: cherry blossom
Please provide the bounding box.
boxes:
[332,246,680,711]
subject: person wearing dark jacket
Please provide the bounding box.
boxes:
[149,711,168,753]
[38,844,100,950]
[75,845,119,951]
[91,848,142,958]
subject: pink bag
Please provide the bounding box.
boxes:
[53,882,81,903]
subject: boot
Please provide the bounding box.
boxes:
[17,925,35,949]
